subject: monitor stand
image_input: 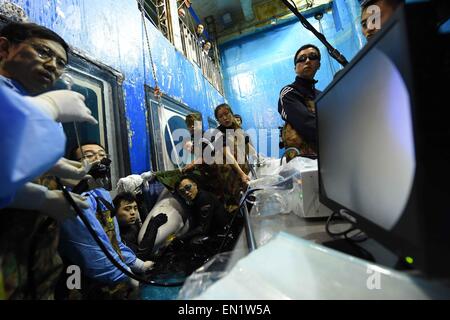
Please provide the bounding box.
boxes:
[322,238,376,263]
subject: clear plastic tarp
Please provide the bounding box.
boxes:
[177,157,324,299]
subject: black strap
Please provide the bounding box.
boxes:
[95,196,117,217]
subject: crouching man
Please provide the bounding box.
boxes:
[57,142,154,300]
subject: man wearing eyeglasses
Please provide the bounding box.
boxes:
[57,142,154,299]
[0,22,98,300]
[0,22,96,209]
[278,44,321,161]
[0,23,67,94]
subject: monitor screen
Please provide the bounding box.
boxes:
[316,2,450,277]
[317,29,415,232]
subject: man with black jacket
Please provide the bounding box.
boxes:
[278,44,321,160]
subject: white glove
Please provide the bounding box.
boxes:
[140,171,156,182]
[9,183,89,222]
[131,258,154,274]
[47,157,94,180]
[116,174,143,194]
[143,260,155,271]
[27,90,98,124]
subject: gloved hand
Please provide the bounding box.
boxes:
[9,183,89,222]
[116,174,143,194]
[143,261,155,272]
[140,171,156,182]
[130,258,154,274]
[47,157,95,180]
[27,90,98,124]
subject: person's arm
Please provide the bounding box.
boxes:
[58,193,131,284]
[278,86,317,149]
[0,85,65,207]
[224,146,250,184]
[177,200,215,241]
[8,182,87,221]
[137,213,168,259]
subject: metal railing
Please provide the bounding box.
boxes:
[142,0,224,94]
[179,17,224,94]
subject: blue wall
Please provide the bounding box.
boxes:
[7,0,225,174]
[219,0,366,157]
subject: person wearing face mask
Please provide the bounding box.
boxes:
[278,44,322,161]
[56,142,154,299]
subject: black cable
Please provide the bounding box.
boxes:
[325,210,368,243]
[281,0,349,67]
[56,177,184,287]
[325,211,356,237]
[216,207,241,254]
[325,211,374,261]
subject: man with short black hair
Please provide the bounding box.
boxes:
[196,23,206,48]
[278,44,321,160]
[0,21,69,94]
[0,22,96,300]
[57,142,154,299]
[360,0,404,40]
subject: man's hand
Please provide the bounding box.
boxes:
[240,173,250,185]
[183,163,195,173]
[28,90,98,124]
[116,174,143,194]
[142,261,155,272]
[47,158,95,180]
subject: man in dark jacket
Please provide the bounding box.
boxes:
[174,175,230,244]
[278,44,321,160]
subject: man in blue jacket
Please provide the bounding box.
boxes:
[58,142,154,299]
[0,21,96,300]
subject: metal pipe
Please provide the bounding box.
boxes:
[241,196,257,252]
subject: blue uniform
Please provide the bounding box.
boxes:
[59,188,138,284]
[0,75,66,207]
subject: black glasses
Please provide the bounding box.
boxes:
[296,53,320,64]
[78,151,109,161]
[28,42,67,71]
[178,184,193,194]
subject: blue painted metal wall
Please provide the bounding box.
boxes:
[219,0,366,157]
[7,0,225,174]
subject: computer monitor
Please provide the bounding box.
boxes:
[316,2,450,277]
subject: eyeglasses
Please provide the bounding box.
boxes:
[178,184,193,194]
[296,53,320,64]
[28,42,67,71]
[79,151,109,161]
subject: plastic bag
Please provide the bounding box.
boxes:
[248,157,316,217]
